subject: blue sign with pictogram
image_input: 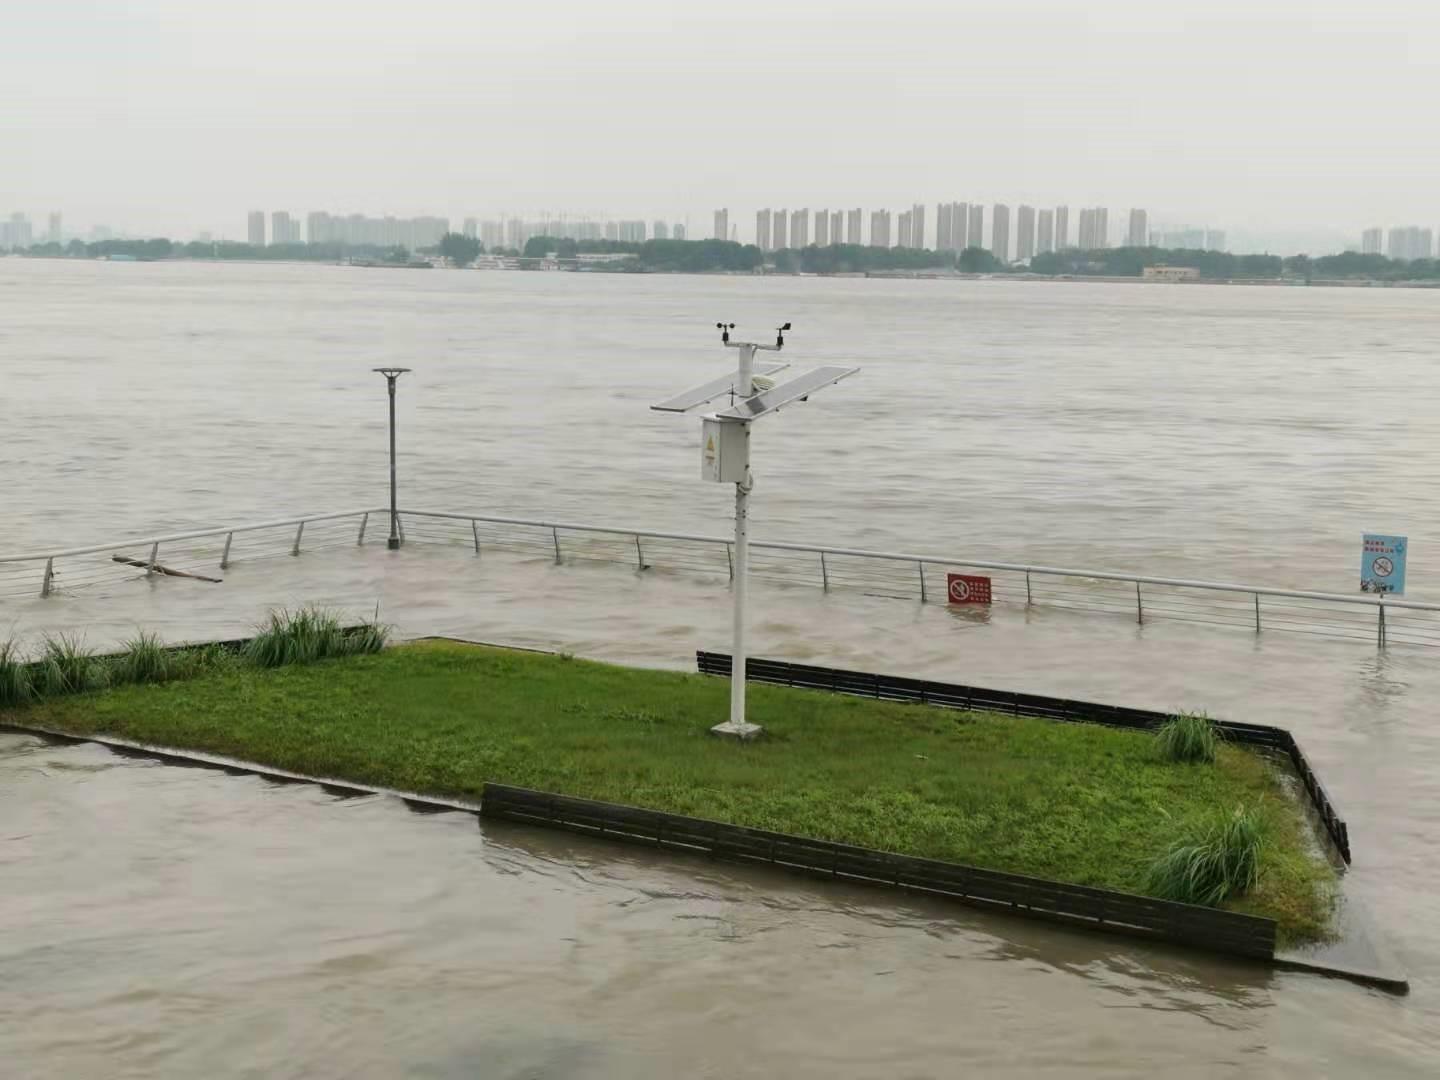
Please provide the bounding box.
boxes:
[1361,534,1407,595]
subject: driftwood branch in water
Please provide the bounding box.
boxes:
[110,555,223,583]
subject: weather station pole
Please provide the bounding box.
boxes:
[652,324,858,741]
[373,367,411,550]
[728,342,757,737]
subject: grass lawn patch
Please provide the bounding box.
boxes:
[7,640,1335,942]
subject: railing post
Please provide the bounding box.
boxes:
[918,562,927,602]
[357,512,369,546]
[147,542,160,577]
[41,557,54,598]
[635,534,645,570]
[1378,600,1387,648]
[726,542,733,580]
[820,551,829,590]
[291,521,305,556]
[1135,581,1143,624]
[552,527,561,564]
[220,531,234,570]
[1254,593,1261,633]
[471,519,481,555]
[1025,570,1032,605]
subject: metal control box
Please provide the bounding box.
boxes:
[701,416,748,483]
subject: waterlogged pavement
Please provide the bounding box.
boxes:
[2,543,1437,1076]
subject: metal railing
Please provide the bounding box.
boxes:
[0,509,376,601]
[395,509,1440,648]
[4,504,1438,648]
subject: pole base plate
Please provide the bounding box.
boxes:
[709,720,764,742]
[387,537,402,550]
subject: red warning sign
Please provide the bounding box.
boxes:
[947,573,993,605]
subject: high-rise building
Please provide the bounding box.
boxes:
[1389,226,1435,261]
[847,208,863,244]
[653,221,669,240]
[673,223,686,240]
[756,208,772,251]
[1127,208,1148,248]
[713,209,729,241]
[935,201,967,251]
[1205,229,1226,253]
[46,212,62,243]
[870,209,891,248]
[1038,208,1055,254]
[307,211,332,243]
[2,212,33,250]
[1156,228,1206,250]
[603,221,619,242]
[463,217,478,239]
[910,204,926,249]
[247,210,266,246]
[791,208,809,248]
[813,209,829,247]
[1016,205,1036,261]
[271,211,301,245]
[1077,207,1109,250]
[618,220,646,243]
[936,203,953,251]
[830,210,843,246]
[991,204,1010,261]
[1361,227,1382,255]
[773,209,788,249]
[1055,205,1069,249]
[897,210,913,249]
[968,204,984,252]
[481,221,503,249]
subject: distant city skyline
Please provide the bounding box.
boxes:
[0,198,1412,260]
[3,200,1438,263]
[11,3,1440,259]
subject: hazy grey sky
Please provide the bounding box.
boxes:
[5,0,1437,247]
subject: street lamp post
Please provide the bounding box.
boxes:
[373,367,411,550]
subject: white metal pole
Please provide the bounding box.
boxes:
[729,344,756,735]
[731,430,751,729]
[736,342,755,399]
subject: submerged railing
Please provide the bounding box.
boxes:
[3,505,1437,648]
[0,509,377,600]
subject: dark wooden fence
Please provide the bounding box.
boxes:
[696,652,1351,865]
[481,784,1277,961]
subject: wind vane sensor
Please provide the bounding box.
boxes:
[652,323,859,739]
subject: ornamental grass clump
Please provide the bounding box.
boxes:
[243,607,388,669]
[1145,805,1264,907]
[112,631,173,686]
[0,640,30,707]
[342,620,390,657]
[36,633,106,697]
[1157,711,1220,764]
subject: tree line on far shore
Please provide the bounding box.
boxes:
[14,233,1440,281]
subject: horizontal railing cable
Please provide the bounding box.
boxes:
[5,504,1437,647]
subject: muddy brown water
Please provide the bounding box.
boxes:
[2,260,1437,1075]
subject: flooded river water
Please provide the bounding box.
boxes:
[1,260,1438,1075]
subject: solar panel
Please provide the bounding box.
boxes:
[711,366,859,420]
[651,363,789,413]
